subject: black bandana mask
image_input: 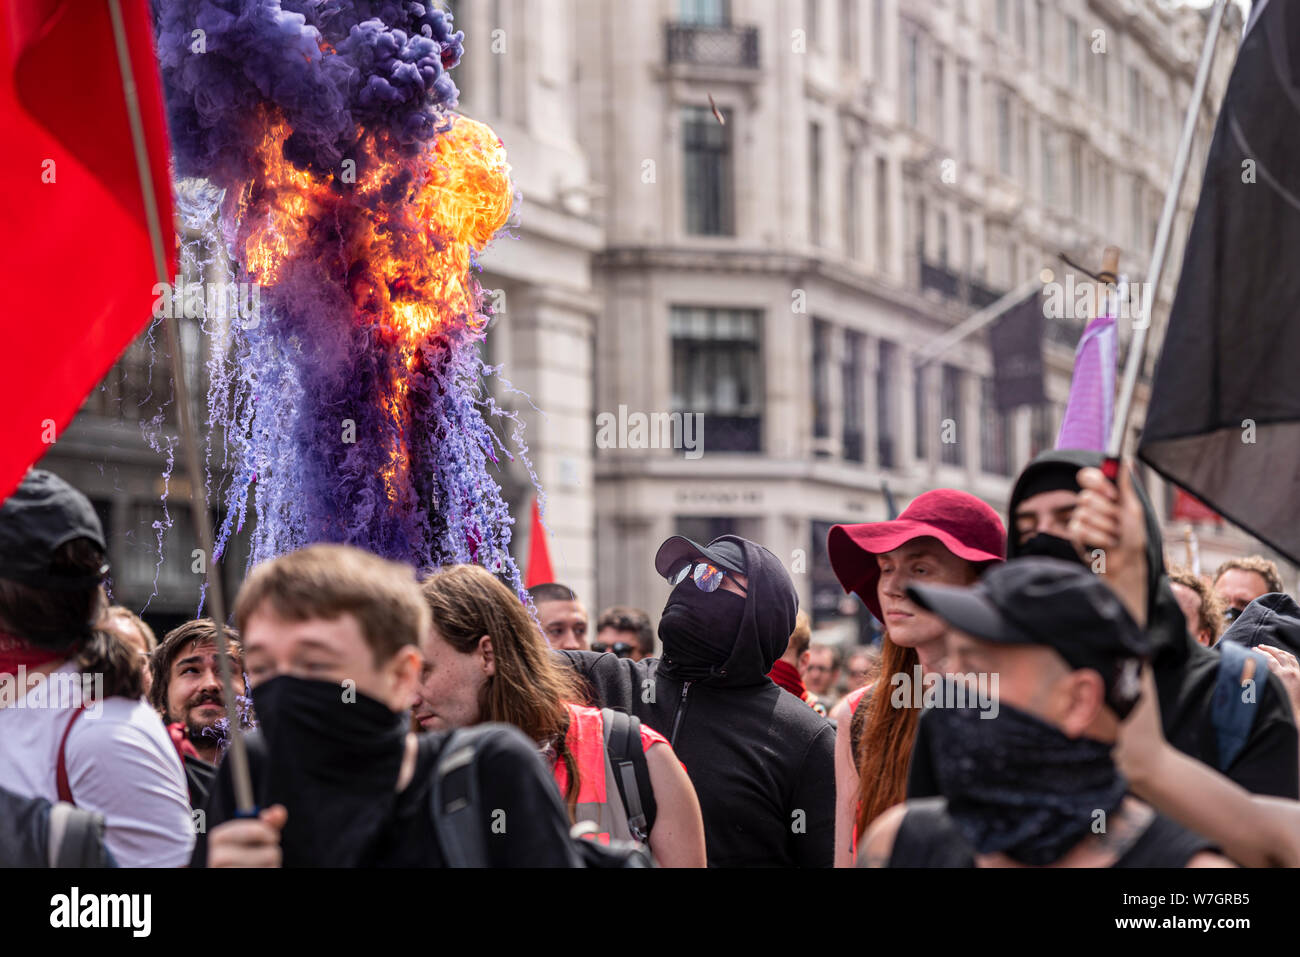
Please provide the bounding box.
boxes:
[658,579,746,680]
[925,691,1126,866]
[1017,532,1085,566]
[251,675,408,867]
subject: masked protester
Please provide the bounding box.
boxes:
[908,450,1299,802]
[196,544,581,868]
[558,535,834,867]
[826,490,1005,867]
[860,558,1232,869]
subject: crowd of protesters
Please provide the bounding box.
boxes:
[4,460,1300,868]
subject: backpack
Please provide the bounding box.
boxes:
[1212,640,1273,771]
[600,707,657,844]
[0,784,113,867]
[431,723,654,868]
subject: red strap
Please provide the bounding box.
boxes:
[55,704,89,805]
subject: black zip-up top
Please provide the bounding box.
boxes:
[560,536,835,866]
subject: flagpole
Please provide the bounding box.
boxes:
[108,0,254,814]
[1103,0,1230,477]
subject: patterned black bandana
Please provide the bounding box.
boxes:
[926,690,1126,866]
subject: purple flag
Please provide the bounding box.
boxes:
[1056,310,1117,452]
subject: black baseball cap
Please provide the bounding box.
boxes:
[654,535,746,580]
[0,470,108,589]
[906,557,1151,716]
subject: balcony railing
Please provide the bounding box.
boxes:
[967,281,1003,309]
[918,258,1014,313]
[666,23,760,69]
[920,260,960,299]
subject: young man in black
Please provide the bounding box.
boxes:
[909,452,1299,801]
[862,558,1232,868]
[196,544,579,867]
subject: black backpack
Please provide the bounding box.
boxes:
[431,721,655,868]
[600,707,657,844]
[0,784,113,867]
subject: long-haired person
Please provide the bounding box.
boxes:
[826,491,1005,867]
[415,564,706,866]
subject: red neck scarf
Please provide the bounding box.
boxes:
[167,722,203,762]
[767,658,808,699]
[0,631,68,676]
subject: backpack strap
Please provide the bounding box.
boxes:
[55,703,89,806]
[48,801,112,868]
[601,707,657,844]
[430,727,490,868]
[1213,640,1270,772]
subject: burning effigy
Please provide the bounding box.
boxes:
[152,1,529,586]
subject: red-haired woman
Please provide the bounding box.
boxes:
[827,490,1005,867]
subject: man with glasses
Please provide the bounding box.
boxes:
[803,643,842,706]
[843,648,877,694]
[557,534,835,866]
[594,606,655,660]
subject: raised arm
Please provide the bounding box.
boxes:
[1115,666,1300,868]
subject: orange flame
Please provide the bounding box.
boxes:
[242,111,512,341]
[239,110,513,502]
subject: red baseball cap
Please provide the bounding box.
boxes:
[827,489,1006,621]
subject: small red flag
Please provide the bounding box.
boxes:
[524,497,555,587]
[0,0,177,503]
[1172,488,1223,525]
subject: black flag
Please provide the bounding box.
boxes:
[1139,0,1300,565]
[988,289,1046,413]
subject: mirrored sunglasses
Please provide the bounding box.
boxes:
[667,560,730,593]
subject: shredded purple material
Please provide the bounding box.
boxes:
[153,1,536,593]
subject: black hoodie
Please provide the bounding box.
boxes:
[559,536,835,867]
[1221,593,1300,659]
[909,450,1298,800]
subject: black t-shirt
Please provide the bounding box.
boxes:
[183,755,217,812]
[887,797,1215,868]
[192,726,580,867]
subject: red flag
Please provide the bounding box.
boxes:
[524,497,555,587]
[0,0,176,502]
[1172,488,1223,525]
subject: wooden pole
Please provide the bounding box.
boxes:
[108,0,254,814]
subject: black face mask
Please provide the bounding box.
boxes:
[658,579,746,680]
[251,675,408,867]
[1017,532,1085,566]
[926,693,1126,866]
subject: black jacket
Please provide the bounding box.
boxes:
[910,450,1298,800]
[193,724,579,867]
[561,537,835,867]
